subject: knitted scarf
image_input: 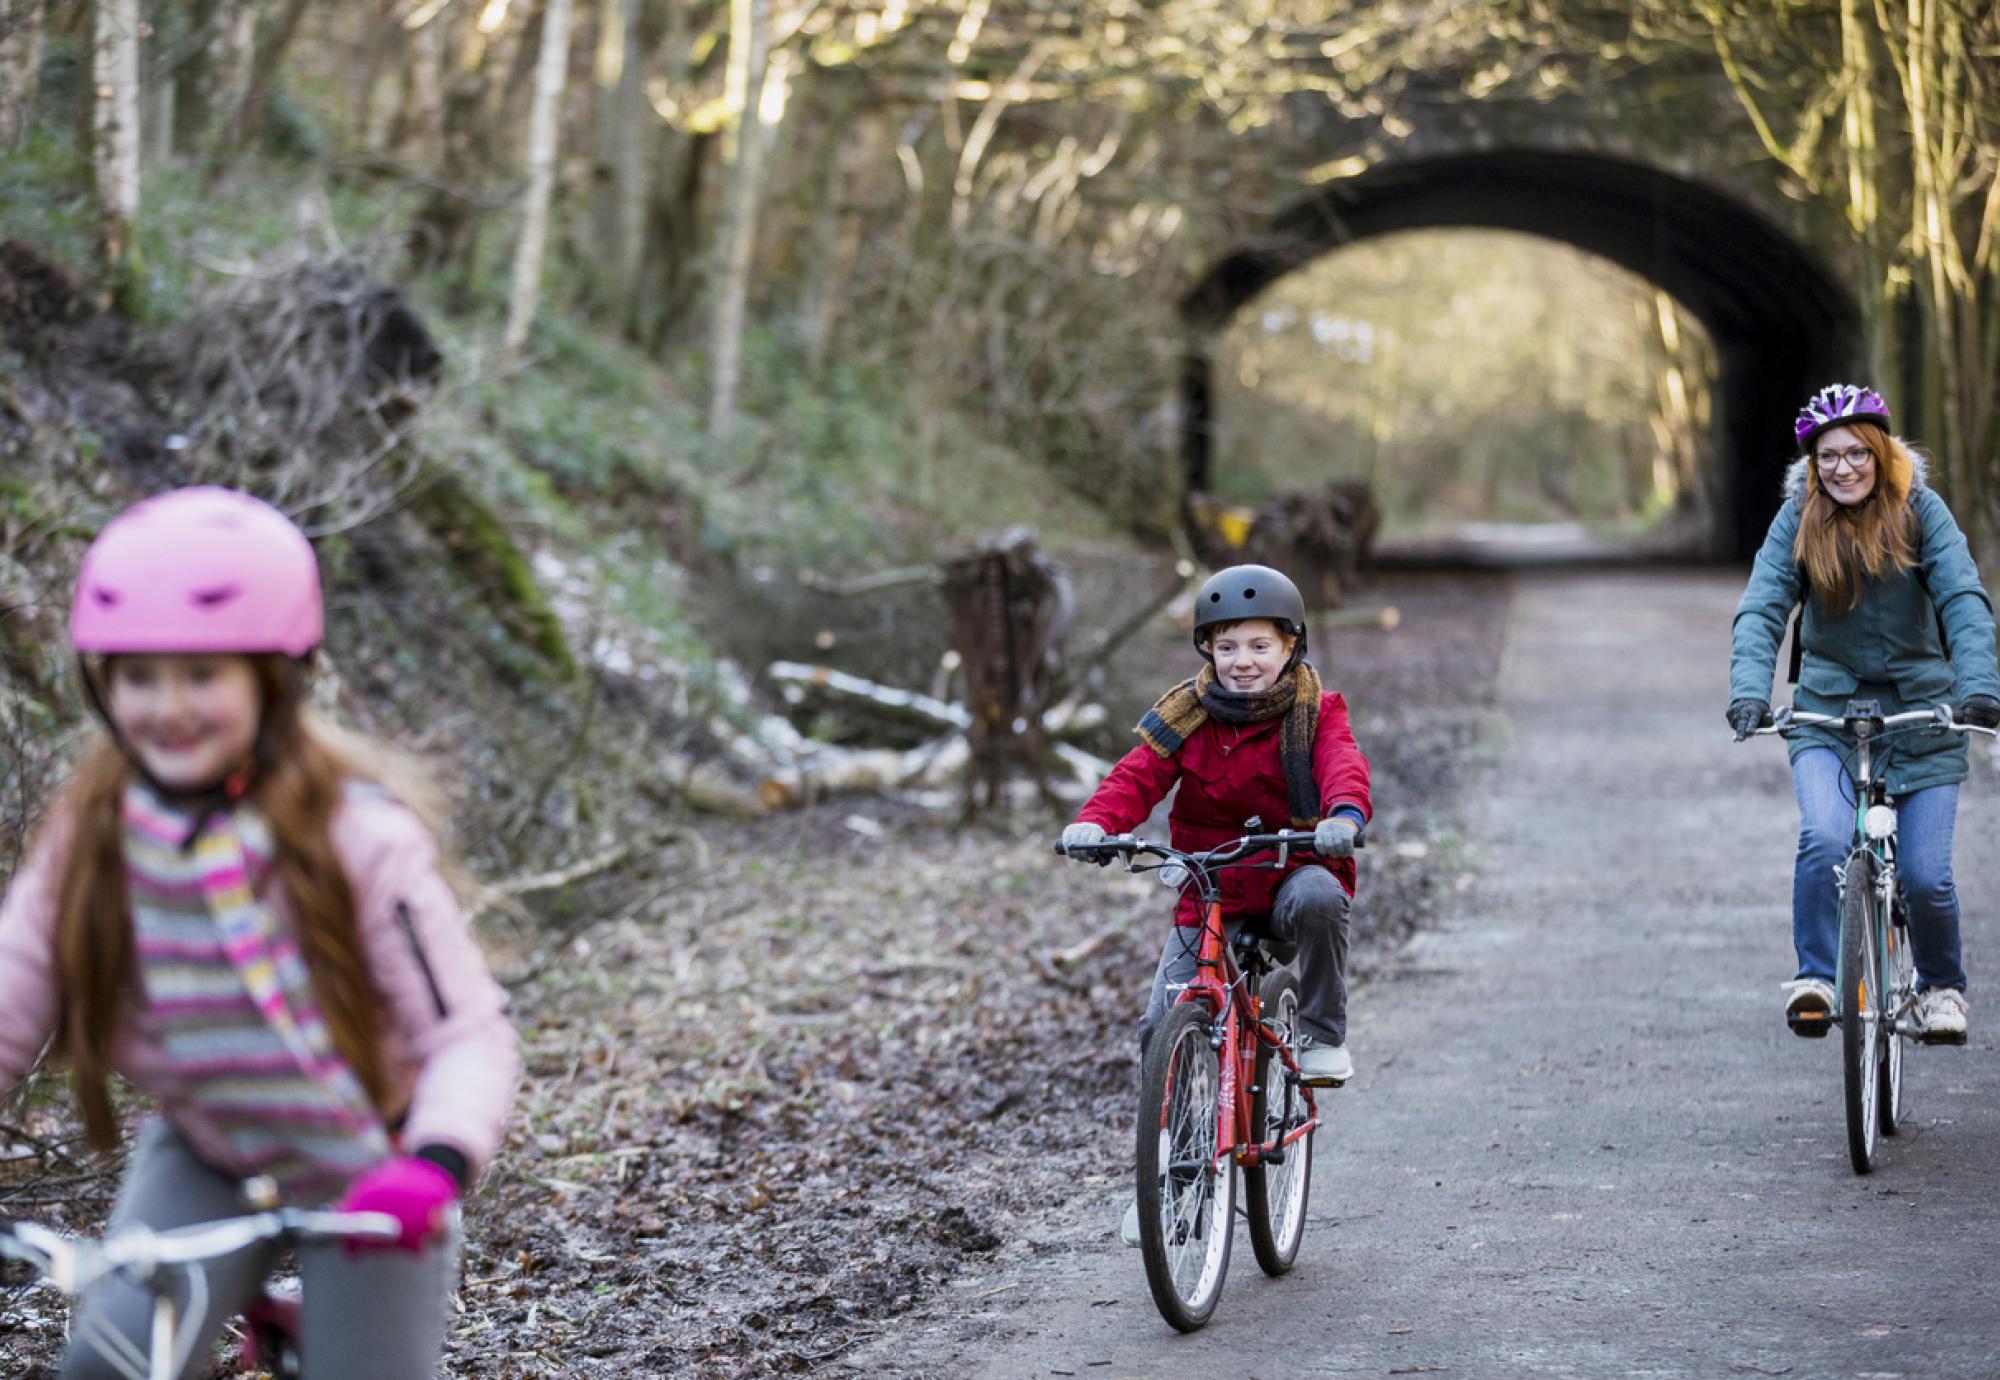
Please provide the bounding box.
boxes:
[124,785,389,1202]
[1136,661,1323,827]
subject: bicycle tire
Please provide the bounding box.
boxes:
[1244,969,1312,1276]
[1879,898,1912,1136]
[1840,849,1881,1174]
[1136,1001,1234,1331]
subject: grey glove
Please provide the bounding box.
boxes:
[1958,694,2000,729]
[1727,698,1771,741]
[1060,821,1107,852]
[1313,816,1359,859]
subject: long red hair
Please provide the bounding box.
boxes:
[47,655,439,1151]
[1792,421,1919,613]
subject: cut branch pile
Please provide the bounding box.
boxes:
[156,254,445,534]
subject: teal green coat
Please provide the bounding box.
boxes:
[1731,458,1999,794]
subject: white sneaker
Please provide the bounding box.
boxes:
[1299,1037,1353,1086]
[1916,988,1968,1038]
[1119,1199,1141,1248]
[1782,977,1835,1036]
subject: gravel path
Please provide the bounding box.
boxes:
[842,567,2000,1379]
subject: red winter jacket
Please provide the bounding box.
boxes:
[1075,691,1371,927]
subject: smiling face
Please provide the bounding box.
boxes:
[105,653,262,791]
[1811,424,1879,506]
[1206,618,1296,694]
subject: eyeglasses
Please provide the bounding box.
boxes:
[1814,446,1873,473]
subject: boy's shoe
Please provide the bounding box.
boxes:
[1782,977,1836,1037]
[1298,1037,1352,1086]
[1915,988,1968,1041]
[1120,1200,1142,1248]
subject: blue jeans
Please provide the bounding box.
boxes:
[1791,746,1965,992]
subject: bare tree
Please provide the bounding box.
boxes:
[93,0,142,276]
[0,0,47,142]
[704,0,771,441]
[502,0,576,363]
[589,0,648,317]
[232,0,312,152]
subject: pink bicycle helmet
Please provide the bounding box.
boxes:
[70,487,323,657]
[1795,383,1890,452]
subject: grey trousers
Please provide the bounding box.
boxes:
[1138,865,1352,1052]
[61,1119,457,1380]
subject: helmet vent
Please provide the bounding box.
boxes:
[191,584,241,608]
[92,586,120,608]
[1244,587,1257,598]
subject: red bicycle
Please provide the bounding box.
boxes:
[1058,826,1325,1330]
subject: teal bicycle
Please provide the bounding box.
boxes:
[1750,700,1992,1174]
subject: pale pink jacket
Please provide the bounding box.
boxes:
[0,794,520,1179]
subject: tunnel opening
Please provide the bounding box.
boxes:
[1180,151,1862,561]
[1210,228,1720,558]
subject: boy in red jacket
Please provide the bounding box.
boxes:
[1063,564,1370,1245]
[1065,563,1371,1076]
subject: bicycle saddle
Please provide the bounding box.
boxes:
[1232,925,1298,969]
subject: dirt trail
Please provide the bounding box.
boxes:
[842,568,2000,1379]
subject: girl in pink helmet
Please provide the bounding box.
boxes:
[0,487,520,1378]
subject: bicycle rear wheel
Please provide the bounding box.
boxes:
[1244,969,1312,1276]
[1136,1001,1234,1331]
[1879,900,1913,1136]
[1840,850,1882,1174]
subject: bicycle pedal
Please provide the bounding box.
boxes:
[1301,1072,1350,1088]
[1917,1029,1968,1047]
[1786,1011,1833,1038]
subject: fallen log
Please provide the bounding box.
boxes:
[770,660,970,731]
[770,660,1106,743]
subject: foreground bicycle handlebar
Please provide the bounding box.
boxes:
[1,1209,400,1294]
[1,1209,399,1380]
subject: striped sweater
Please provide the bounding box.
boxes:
[126,787,390,1202]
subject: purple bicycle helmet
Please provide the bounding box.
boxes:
[1795,383,1891,452]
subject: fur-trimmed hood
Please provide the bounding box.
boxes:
[1782,447,1931,503]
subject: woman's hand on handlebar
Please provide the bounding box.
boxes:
[1727,698,1772,741]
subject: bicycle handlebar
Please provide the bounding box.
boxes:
[1747,703,1998,740]
[1,1209,401,1295]
[1054,829,1334,872]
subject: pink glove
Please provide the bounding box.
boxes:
[336,1155,459,1252]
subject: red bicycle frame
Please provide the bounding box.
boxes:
[1171,892,1319,1172]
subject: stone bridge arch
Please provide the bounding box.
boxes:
[1179,149,1862,560]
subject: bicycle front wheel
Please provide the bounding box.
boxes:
[1880,902,1913,1136]
[1244,969,1312,1276]
[1840,850,1882,1174]
[1136,1001,1234,1331]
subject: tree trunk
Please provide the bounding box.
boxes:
[501,0,574,363]
[806,102,890,376]
[394,5,447,157]
[588,0,647,317]
[349,0,406,150]
[1,0,46,142]
[233,0,311,152]
[704,0,772,441]
[93,0,142,275]
[638,124,712,351]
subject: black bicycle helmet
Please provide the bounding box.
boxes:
[1191,564,1307,658]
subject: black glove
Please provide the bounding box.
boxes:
[1958,694,2000,729]
[1727,698,1771,741]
